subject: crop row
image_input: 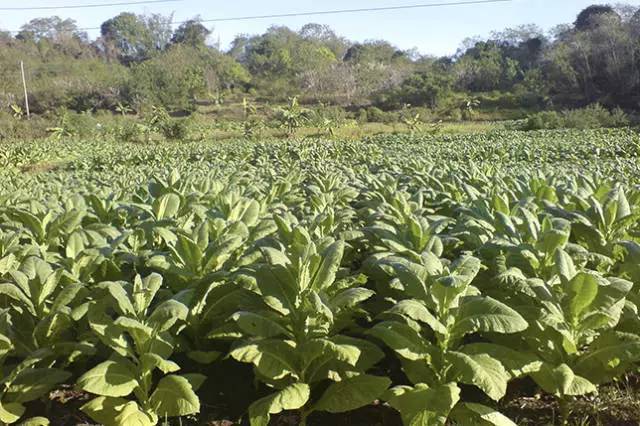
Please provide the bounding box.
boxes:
[0,130,639,425]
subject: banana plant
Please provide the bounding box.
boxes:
[78,273,204,426]
[369,255,529,425]
[275,97,309,137]
[228,226,389,425]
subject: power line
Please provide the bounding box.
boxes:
[4,0,511,33]
[197,0,512,23]
[0,0,181,11]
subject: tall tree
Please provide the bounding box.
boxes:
[575,5,620,30]
[17,17,83,43]
[100,13,171,64]
[171,19,211,47]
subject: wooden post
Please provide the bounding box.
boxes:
[20,61,30,119]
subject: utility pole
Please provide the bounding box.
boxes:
[20,61,30,119]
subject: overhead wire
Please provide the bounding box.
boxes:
[3,0,511,33]
[0,0,182,11]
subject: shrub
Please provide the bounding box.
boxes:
[127,45,207,113]
[64,111,100,138]
[159,117,192,140]
[366,107,399,123]
[522,104,630,131]
[0,112,49,141]
[356,108,368,124]
[523,111,563,130]
[114,121,150,143]
[604,107,629,128]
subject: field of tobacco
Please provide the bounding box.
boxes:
[0,129,639,425]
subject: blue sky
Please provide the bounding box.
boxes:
[2,0,640,55]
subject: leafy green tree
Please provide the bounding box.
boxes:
[546,8,640,106]
[101,13,150,63]
[299,23,349,59]
[128,45,206,112]
[100,13,171,64]
[575,4,620,30]
[344,40,407,64]
[16,17,83,43]
[171,19,211,47]
[455,41,519,92]
[379,71,453,109]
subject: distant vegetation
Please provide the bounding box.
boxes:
[0,3,639,137]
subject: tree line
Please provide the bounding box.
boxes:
[0,4,638,116]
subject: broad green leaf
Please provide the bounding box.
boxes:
[313,375,391,413]
[460,343,542,378]
[385,383,460,426]
[147,299,188,332]
[368,321,434,361]
[329,288,375,311]
[82,397,154,426]
[554,249,576,283]
[173,235,203,272]
[248,383,310,426]
[65,232,85,259]
[0,283,35,314]
[140,353,180,374]
[77,360,139,397]
[564,272,599,321]
[537,229,569,256]
[81,396,127,426]
[230,339,298,380]
[103,282,136,316]
[6,368,71,403]
[149,375,200,417]
[153,193,181,220]
[574,332,640,384]
[452,296,528,338]
[132,273,162,315]
[531,363,596,397]
[182,373,207,391]
[388,300,447,335]
[113,402,155,426]
[18,417,50,426]
[0,402,25,424]
[186,351,221,364]
[311,240,344,291]
[452,403,517,425]
[114,317,152,343]
[446,351,510,401]
[232,311,290,338]
[254,261,298,315]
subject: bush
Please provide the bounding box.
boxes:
[366,107,399,123]
[522,104,630,131]
[64,111,100,138]
[0,112,49,141]
[356,108,368,124]
[523,111,563,130]
[604,107,629,128]
[159,117,192,140]
[127,45,207,113]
